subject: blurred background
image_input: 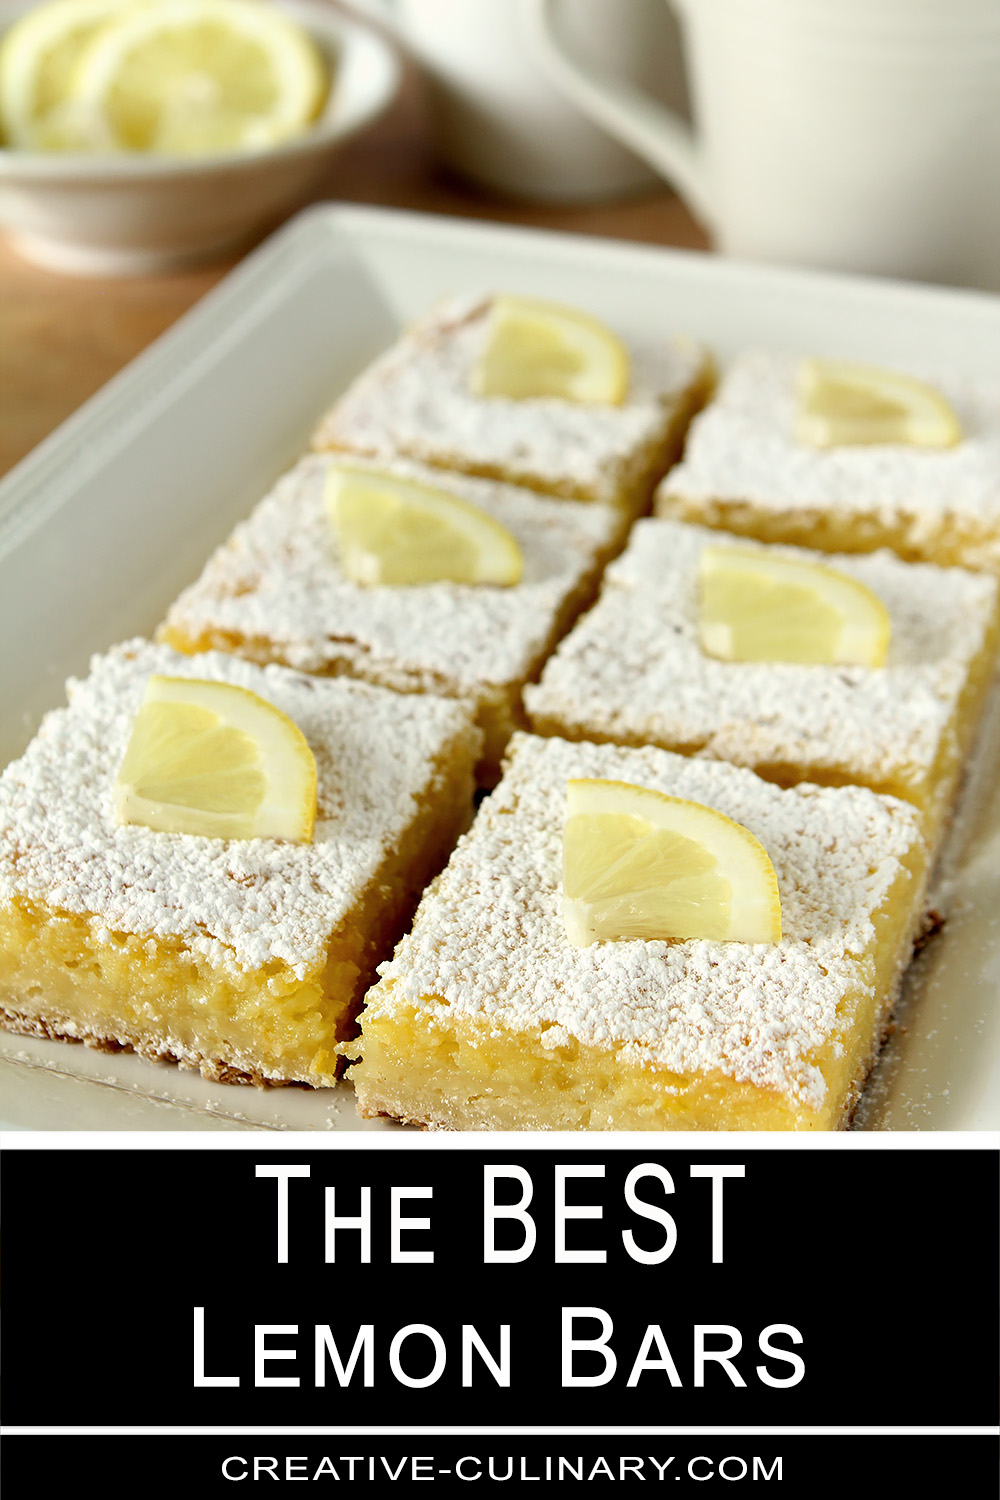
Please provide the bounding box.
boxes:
[0,0,698,477]
[2,0,997,477]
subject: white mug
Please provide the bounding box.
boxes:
[523,0,1000,289]
[347,0,689,202]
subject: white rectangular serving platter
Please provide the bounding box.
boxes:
[2,203,999,1132]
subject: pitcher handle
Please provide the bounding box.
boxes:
[518,0,714,228]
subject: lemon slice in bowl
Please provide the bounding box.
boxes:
[470,294,629,404]
[0,0,136,149]
[562,778,782,948]
[795,358,962,449]
[114,675,317,841]
[698,544,891,667]
[325,463,523,587]
[66,0,327,154]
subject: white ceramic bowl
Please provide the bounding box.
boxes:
[0,0,402,274]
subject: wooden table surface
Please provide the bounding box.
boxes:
[0,66,709,480]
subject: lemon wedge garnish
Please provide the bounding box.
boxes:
[796,358,962,449]
[63,0,327,155]
[470,294,629,404]
[0,0,136,149]
[562,779,782,948]
[114,675,317,841]
[698,544,891,667]
[325,463,523,587]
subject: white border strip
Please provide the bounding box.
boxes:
[3,1130,997,1151]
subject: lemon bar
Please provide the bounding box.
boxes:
[524,519,1000,852]
[160,454,621,782]
[312,293,711,513]
[0,640,480,1086]
[351,733,929,1131]
[656,351,1000,572]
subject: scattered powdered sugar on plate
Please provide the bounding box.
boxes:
[0,640,474,978]
[370,733,925,1110]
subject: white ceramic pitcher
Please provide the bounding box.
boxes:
[522,0,1000,288]
[347,0,688,202]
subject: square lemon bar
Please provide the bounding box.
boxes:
[656,351,1000,572]
[524,519,1000,852]
[350,734,929,1131]
[160,454,621,782]
[0,640,480,1086]
[312,293,711,513]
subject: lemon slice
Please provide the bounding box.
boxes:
[325,463,523,587]
[698,544,891,667]
[67,0,327,154]
[0,0,136,149]
[796,358,962,449]
[114,675,317,841]
[562,779,781,947]
[470,295,629,404]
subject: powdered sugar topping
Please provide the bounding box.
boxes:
[524,518,999,788]
[313,293,706,503]
[369,733,925,1110]
[0,641,475,977]
[661,350,1000,526]
[163,454,619,692]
